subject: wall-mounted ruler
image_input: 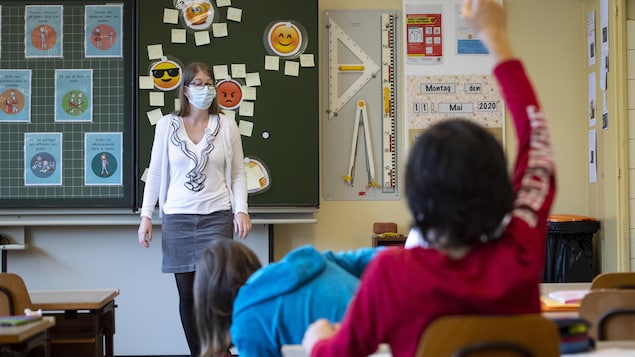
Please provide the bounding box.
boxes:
[381,13,397,194]
[323,10,400,201]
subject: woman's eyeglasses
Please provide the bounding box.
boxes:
[188,81,215,90]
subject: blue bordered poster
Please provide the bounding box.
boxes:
[84,132,123,186]
[55,69,93,122]
[85,5,123,58]
[0,70,31,123]
[25,5,63,58]
[24,132,62,186]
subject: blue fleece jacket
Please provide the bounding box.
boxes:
[230,244,381,357]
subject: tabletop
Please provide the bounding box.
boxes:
[0,316,55,344]
[29,288,119,310]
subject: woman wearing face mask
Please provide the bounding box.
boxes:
[138,62,252,357]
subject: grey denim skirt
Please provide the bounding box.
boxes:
[161,210,233,273]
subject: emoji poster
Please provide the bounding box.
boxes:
[150,57,182,91]
[85,132,123,186]
[0,69,31,123]
[25,5,63,58]
[24,132,63,186]
[263,20,307,59]
[85,5,123,58]
[55,69,93,122]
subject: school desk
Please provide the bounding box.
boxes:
[562,340,635,356]
[29,288,119,357]
[540,282,591,318]
[0,316,55,356]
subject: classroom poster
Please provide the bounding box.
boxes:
[0,70,31,123]
[55,69,93,122]
[24,132,62,186]
[587,10,596,67]
[455,3,487,55]
[404,4,443,65]
[24,5,63,58]
[85,5,123,58]
[84,132,123,186]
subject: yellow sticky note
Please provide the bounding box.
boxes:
[284,61,300,76]
[212,23,228,37]
[194,31,211,46]
[300,54,315,67]
[147,108,163,125]
[147,44,163,60]
[172,29,186,43]
[245,72,261,87]
[238,120,253,137]
[213,65,230,81]
[174,98,181,112]
[227,7,242,22]
[149,92,165,107]
[264,56,279,71]
[141,168,149,182]
[239,101,254,117]
[139,76,154,89]
[231,64,247,78]
[163,8,179,24]
[217,0,231,6]
[242,87,256,101]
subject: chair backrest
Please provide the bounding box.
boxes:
[578,289,635,341]
[590,272,635,290]
[415,314,560,357]
[0,273,34,316]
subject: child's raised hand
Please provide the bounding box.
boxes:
[461,0,505,35]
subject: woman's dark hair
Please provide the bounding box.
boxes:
[405,118,514,249]
[194,239,262,357]
[176,62,220,117]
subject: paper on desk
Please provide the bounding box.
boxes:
[547,290,590,304]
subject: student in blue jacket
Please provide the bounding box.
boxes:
[193,238,382,357]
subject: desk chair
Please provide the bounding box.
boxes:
[0,272,34,316]
[415,314,560,357]
[578,289,635,341]
[590,272,635,290]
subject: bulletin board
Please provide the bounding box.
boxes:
[0,0,136,208]
[136,0,319,208]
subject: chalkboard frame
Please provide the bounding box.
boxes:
[0,0,136,208]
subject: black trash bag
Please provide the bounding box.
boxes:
[543,220,600,283]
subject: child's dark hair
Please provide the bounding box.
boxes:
[194,239,262,357]
[405,118,514,249]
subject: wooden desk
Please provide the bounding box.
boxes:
[0,316,55,357]
[540,283,590,318]
[562,341,635,356]
[30,289,119,357]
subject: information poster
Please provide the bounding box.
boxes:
[55,69,93,122]
[85,4,123,58]
[0,69,31,122]
[24,132,62,186]
[25,5,63,58]
[85,132,123,186]
[405,4,443,65]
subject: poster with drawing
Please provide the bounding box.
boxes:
[25,5,63,58]
[85,4,123,58]
[85,132,123,186]
[55,69,93,122]
[24,132,62,186]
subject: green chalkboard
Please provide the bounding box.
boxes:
[0,0,135,208]
[136,0,319,209]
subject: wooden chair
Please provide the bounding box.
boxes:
[0,272,35,316]
[415,314,560,357]
[578,289,635,341]
[590,272,635,290]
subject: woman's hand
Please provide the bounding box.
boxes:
[138,216,153,248]
[234,212,252,239]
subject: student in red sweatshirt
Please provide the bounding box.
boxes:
[302,1,556,356]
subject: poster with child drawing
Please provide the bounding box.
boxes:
[85,5,123,58]
[55,69,93,122]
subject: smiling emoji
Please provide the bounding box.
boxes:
[150,58,182,91]
[267,21,303,57]
[216,79,243,110]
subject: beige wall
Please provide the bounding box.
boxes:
[275,0,630,274]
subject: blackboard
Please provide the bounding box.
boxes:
[136,0,319,209]
[0,0,135,208]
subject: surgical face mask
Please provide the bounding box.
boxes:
[187,85,216,110]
